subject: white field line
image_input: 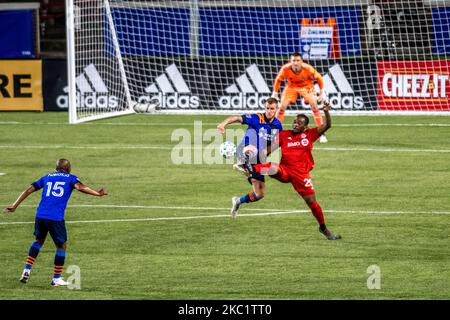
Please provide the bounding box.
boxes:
[0,205,449,226]
[1,121,450,127]
[0,210,300,225]
[0,144,449,153]
[70,204,295,212]
[333,123,450,127]
[0,145,173,150]
[316,147,450,153]
[16,204,296,212]
[33,204,450,215]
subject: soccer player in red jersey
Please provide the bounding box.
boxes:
[272,52,328,143]
[242,101,341,240]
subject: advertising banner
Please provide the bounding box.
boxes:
[0,60,43,111]
[120,56,378,111]
[377,60,450,111]
[300,20,333,60]
[42,59,68,111]
[0,10,35,58]
[300,18,341,60]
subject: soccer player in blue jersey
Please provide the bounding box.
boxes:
[217,97,282,218]
[4,159,108,287]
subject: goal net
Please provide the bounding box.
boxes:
[66,0,450,123]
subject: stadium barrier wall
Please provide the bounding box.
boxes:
[64,55,450,113]
[108,5,361,58]
[0,59,43,111]
[65,1,450,115]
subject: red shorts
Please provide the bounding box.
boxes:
[272,164,315,197]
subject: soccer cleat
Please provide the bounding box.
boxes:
[20,269,30,284]
[319,228,342,240]
[51,277,68,287]
[319,135,328,143]
[230,197,241,219]
[233,163,251,177]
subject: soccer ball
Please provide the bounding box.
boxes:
[219,141,236,159]
[132,101,160,113]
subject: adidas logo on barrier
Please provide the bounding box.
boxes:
[57,64,118,109]
[219,64,271,109]
[314,64,364,109]
[139,64,199,109]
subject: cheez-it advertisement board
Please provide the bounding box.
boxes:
[377,60,450,111]
[0,60,43,111]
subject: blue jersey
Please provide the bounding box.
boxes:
[32,172,80,221]
[241,113,283,152]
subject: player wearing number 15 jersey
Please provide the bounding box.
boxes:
[3,159,108,286]
[241,102,341,240]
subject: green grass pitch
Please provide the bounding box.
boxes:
[0,112,449,299]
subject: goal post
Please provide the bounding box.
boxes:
[66,0,136,123]
[66,0,450,123]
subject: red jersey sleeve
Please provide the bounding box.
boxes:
[275,130,286,149]
[309,128,320,143]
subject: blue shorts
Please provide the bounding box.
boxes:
[34,218,67,246]
[247,172,265,184]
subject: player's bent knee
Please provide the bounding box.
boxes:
[57,242,67,250]
[255,192,265,199]
[302,194,316,205]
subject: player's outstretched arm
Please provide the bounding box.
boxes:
[271,71,284,101]
[4,185,36,213]
[317,101,331,136]
[74,182,108,197]
[217,115,243,134]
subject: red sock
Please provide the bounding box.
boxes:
[253,163,272,174]
[308,201,325,225]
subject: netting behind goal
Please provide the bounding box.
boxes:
[66,0,450,123]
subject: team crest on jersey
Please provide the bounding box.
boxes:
[301,138,309,146]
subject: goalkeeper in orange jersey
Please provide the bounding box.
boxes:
[271,52,328,143]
